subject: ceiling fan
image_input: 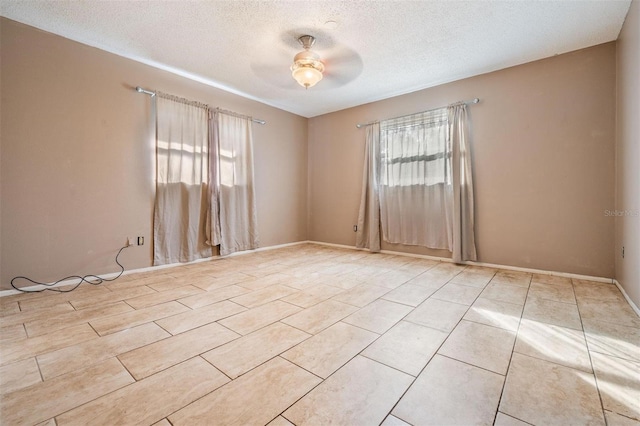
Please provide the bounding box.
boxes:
[250,31,363,90]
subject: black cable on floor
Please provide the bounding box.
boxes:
[10,245,130,293]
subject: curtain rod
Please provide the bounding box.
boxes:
[355,97,480,129]
[135,86,266,125]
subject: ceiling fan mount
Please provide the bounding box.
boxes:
[297,35,316,50]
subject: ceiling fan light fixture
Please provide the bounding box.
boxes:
[291,35,324,89]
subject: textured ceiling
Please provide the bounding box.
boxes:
[0,1,631,118]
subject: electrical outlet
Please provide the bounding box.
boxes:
[137,236,144,246]
[353,225,358,232]
[622,246,625,258]
[127,237,134,246]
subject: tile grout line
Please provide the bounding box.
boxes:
[457,316,520,333]
[86,321,102,339]
[495,412,535,425]
[511,351,598,377]
[47,356,138,424]
[199,354,235,382]
[359,352,426,377]
[491,272,532,425]
[34,355,46,383]
[435,352,511,378]
[572,277,609,424]
[274,354,325,381]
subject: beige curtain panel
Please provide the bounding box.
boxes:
[449,103,477,263]
[207,112,259,256]
[356,122,381,252]
[153,96,213,265]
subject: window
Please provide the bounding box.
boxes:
[380,108,450,188]
[378,107,453,249]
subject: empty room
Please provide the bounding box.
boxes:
[0,1,638,425]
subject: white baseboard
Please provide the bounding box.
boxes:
[463,259,613,284]
[0,240,309,297]
[308,240,614,284]
[228,240,308,256]
[614,279,640,317]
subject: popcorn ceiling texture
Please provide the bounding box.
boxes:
[0,1,631,117]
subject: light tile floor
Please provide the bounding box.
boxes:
[1,243,639,425]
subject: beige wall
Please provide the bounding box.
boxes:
[1,17,624,291]
[309,43,617,278]
[0,18,308,290]
[616,0,640,307]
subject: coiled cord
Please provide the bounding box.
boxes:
[10,245,130,293]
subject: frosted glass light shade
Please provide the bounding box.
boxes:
[291,48,324,88]
[291,65,323,88]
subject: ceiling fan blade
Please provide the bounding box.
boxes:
[320,46,364,88]
[250,63,298,89]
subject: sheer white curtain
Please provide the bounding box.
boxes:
[380,108,453,249]
[153,96,212,265]
[356,122,381,252]
[207,112,259,256]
